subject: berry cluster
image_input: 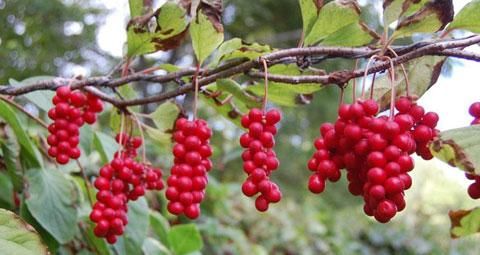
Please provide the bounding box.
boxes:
[47,86,103,164]
[90,134,164,243]
[307,96,439,222]
[465,102,480,199]
[239,108,282,212]
[166,118,213,219]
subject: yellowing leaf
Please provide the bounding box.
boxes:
[449,207,480,238]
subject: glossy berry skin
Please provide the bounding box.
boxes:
[307,96,439,223]
[47,86,103,164]
[240,108,282,211]
[90,133,164,243]
[166,118,213,219]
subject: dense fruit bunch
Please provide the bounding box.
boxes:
[166,118,213,219]
[465,102,480,199]
[307,96,439,222]
[90,133,164,243]
[239,108,282,212]
[47,86,103,164]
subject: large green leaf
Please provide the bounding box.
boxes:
[93,132,118,165]
[129,0,144,17]
[430,125,480,175]
[447,0,480,33]
[150,211,170,247]
[149,101,181,133]
[114,198,149,255]
[190,10,224,64]
[321,22,374,47]
[0,208,49,255]
[369,56,445,111]
[449,207,480,238]
[127,2,188,56]
[19,202,59,253]
[25,168,79,244]
[299,0,323,36]
[142,238,171,255]
[167,224,203,255]
[391,0,453,39]
[209,38,272,67]
[0,100,41,167]
[304,1,369,46]
[383,0,430,26]
[9,76,56,112]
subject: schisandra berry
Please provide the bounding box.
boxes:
[90,133,164,243]
[307,96,439,223]
[166,118,213,219]
[465,105,480,199]
[240,108,282,212]
[47,85,103,164]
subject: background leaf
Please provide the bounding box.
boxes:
[392,0,453,39]
[93,131,118,164]
[167,224,203,255]
[430,125,480,175]
[369,56,445,111]
[303,1,368,46]
[25,168,79,244]
[142,238,171,255]
[9,76,56,112]
[149,101,181,132]
[447,0,480,33]
[114,198,149,255]
[209,38,272,67]
[149,211,171,247]
[449,207,480,238]
[0,208,49,255]
[190,10,224,64]
[299,0,323,36]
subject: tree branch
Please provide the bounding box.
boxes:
[0,36,479,108]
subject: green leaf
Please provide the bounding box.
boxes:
[246,64,323,107]
[369,56,445,111]
[142,238,171,255]
[0,100,41,167]
[167,224,203,255]
[9,77,56,112]
[201,85,245,127]
[0,139,23,191]
[114,198,149,255]
[127,2,188,56]
[0,208,49,255]
[392,1,453,39]
[149,101,181,133]
[430,125,480,175]
[0,173,14,209]
[450,208,480,238]
[25,168,79,244]
[447,0,480,33]
[321,22,374,47]
[149,211,170,247]
[190,10,224,64]
[216,79,261,108]
[382,0,429,26]
[209,38,272,67]
[93,132,118,165]
[144,125,172,145]
[19,202,59,253]
[299,0,323,36]
[303,1,361,45]
[129,0,144,17]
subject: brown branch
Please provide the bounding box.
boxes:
[0,36,479,108]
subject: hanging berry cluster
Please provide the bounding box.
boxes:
[465,102,480,199]
[307,96,439,223]
[47,86,103,164]
[90,133,164,244]
[166,118,213,219]
[239,108,282,212]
